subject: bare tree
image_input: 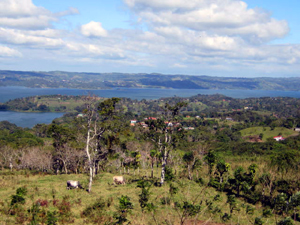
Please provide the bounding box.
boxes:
[0,146,16,170]
[18,147,52,171]
[82,96,120,193]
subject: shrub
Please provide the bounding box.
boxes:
[277,217,294,225]
[81,197,112,224]
[82,197,107,217]
[11,186,27,206]
[46,211,58,225]
[160,197,171,205]
[165,166,175,182]
[35,199,49,207]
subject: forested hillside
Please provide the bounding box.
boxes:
[1,70,300,90]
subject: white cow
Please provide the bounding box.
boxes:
[113,176,125,185]
[66,180,83,190]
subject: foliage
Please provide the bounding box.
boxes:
[204,150,218,176]
[114,195,133,224]
[277,217,294,225]
[11,187,27,206]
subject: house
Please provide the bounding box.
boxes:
[145,117,157,120]
[130,120,137,126]
[139,122,148,128]
[273,136,285,141]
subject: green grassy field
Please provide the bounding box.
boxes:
[240,126,298,141]
[0,169,295,225]
[34,96,87,112]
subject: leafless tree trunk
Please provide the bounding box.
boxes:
[85,127,93,193]
[160,131,171,185]
[83,96,105,193]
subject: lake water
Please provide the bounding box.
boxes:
[1,86,300,128]
[0,111,65,128]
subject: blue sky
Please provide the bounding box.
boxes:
[0,0,300,77]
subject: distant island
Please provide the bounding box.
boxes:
[0,70,300,91]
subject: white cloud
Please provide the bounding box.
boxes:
[0,28,64,48]
[0,45,22,57]
[0,0,299,77]
[0,0,47,17]
[125,0,289,43]
[0,0,78,30]
[81,21,108,37]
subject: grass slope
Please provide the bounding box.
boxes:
[240,126,298,141]
[0,169,288,225]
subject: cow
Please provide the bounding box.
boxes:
[113,176,125,185]
[66,180,83,190]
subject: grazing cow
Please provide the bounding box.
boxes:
[113,176,125,185]
[66,180,83,190]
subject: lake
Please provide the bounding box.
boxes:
[0,111,65,128]
[1,86,300,128]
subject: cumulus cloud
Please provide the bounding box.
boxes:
[0,0,77,58]
[0,45,22,57]
[124,0,289,43]
[0,0,78,30]
[0,0,298,76]
[118,0,299,74]
[0,0,47,17]
[0,28,64,48]
[81,21,108,37]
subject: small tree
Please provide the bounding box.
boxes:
[149,149,158,178]
[114,195,133,224]
[204,150,217,176]
[183,151,194,180]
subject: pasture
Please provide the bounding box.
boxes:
[0,168,294,225]
[240,126,298,141]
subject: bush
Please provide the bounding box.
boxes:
[160,197,171,205]
[81,197,112,224]
[11,187,27,206]
[277,217,294,225]
[82,197,107,217]
[47,211,58,225]
[165,166,175,182]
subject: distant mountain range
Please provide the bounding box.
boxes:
[0,70,300,91]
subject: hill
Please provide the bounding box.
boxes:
[1,70,300,91]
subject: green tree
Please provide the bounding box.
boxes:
[204,150,217,176]
[270,150,299,177]
[182,151,194,180]
[48,124,75,174]
[146,102,187,185]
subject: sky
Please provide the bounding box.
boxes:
[0,0,300,77]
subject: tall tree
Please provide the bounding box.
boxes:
[82,96,120,193]
[48,123,75,174]
[146,102,187,185]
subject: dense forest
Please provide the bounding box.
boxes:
[1,94,300,224]
[2,70,300,90]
